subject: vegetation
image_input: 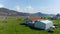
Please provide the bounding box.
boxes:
[0,16,60,34]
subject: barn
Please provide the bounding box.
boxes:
[34,20,54,30]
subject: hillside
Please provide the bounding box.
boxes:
[0,8,30,16]
[33,12,55,17]
[0,8,55,17]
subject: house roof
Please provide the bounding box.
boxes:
[40,20,53,24]
[29,18,41,21]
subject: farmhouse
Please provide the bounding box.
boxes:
[25,18,41,24]
[25,17,54,30]
[34,20,54,30]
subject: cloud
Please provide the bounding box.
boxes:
[24,6,34,13]
[23,6,41,13]
[38,7,60,14]
[26,6,34,10]
[15,5,20,11]
[0,3,4,8]
[13,5,36,13]
[13,5,60,14]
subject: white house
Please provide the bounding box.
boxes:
[25,17,54,30]
[25,18,41,24]
[34,20,54,30]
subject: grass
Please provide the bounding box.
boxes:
[0,16,60,34]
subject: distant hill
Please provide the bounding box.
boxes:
[0,8,55,17]
[33,12,55,17]
[0,8,30,16]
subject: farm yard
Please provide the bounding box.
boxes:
[0,16,60,34]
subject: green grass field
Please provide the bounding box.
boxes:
[0,16,60,34]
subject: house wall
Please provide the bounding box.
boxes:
[34,21,53,30]
[34,21,45,30]
[25,20,31,24]
[45,22,53,30]
[25,19,34,24]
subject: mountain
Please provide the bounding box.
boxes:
[0,8,30,16]
[33,12,55,17]
[0,8,55,16]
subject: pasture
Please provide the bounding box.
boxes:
[0,16,59,34]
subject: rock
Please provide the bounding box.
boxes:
[47,30,54,33]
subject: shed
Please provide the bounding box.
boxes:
[34,20,53,30]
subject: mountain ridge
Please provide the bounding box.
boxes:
[0,8,55,16]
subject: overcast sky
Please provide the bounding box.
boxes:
[0,0,60,14]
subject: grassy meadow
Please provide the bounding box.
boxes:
[0,16,60,34]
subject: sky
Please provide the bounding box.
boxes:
[0,0,60,14]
